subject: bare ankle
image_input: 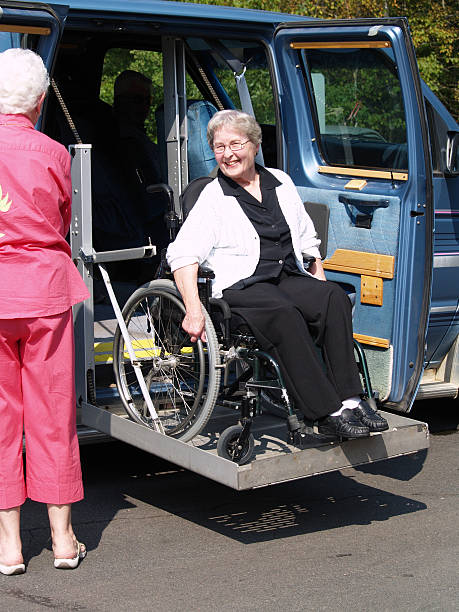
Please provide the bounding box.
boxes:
[0,538,23,566]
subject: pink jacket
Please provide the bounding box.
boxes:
[0,113,89,318]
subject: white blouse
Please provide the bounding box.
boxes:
[166,168,321,298]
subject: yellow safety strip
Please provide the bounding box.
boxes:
[93,340,195,364]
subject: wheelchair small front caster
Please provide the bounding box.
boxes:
[217,425,255,465]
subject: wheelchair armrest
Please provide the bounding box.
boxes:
[198,266,215,280]
[196,267,214,312]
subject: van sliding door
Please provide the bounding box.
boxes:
[274,19,433,412]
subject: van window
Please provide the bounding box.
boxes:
[100,48,203,142]
[301,47,408,170]
[0,27,44,53]
[100,49,163,142]
[186,37,278,167]
[212,44,275,125]
[425,98,450,174]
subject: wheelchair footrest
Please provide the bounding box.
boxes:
[245,380,283,391]
[287,414,325,448]
[287,413,304,433]
[289,428,314,449]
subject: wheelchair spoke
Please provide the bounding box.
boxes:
[113,282,219,440]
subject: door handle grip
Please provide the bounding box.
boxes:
[339,195,390,208]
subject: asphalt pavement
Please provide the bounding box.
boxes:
[1,398,458,612]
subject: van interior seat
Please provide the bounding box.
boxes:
[156,99,218,181]
[187,100,218,179]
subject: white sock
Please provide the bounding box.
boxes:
[330,396,361,416]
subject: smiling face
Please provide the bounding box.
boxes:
[212,126,259,185]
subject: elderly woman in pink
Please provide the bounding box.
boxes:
[0,49,89,574]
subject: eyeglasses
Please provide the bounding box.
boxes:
[213,140,251,154]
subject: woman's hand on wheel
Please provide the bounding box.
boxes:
[174,264,207,342]
[182,309,207,343]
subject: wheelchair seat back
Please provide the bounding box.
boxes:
[180,176,214,220]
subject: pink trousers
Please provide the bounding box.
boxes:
[0,310,83,509]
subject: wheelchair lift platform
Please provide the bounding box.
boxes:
[71,144,429,490]
[81,400,429,491]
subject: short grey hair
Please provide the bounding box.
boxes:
[207,110,262,148]
[0,48,49,115]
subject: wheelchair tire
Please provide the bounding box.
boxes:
[217,425,255,465]
[113,279,221,442]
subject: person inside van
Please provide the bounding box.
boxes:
[0,49,88,574]
[167,110,389,439]
[92,70,167,284]
[113,70,163,189]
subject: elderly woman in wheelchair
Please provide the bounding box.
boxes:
[168,110,388,451]
[114,109,388,465]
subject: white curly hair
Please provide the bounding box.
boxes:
[207,110,262,148]
[0,48,49,115]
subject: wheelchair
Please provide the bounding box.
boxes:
[112,180,376,465]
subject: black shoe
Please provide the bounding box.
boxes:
[355,399,389,432]
[318,409,370,439]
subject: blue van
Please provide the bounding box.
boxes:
[0,0,457,482]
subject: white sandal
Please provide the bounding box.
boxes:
[0,562,25,576]
[53,541,86,569]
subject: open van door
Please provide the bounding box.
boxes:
[0,1,67,99]
[273,18,434,412]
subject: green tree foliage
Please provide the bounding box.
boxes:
[182,0,458,121]
[100,1,457,127]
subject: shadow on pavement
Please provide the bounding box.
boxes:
[22,397,453,556]
[59,440,429,547]
[355,397,457,478]
[409,397,458,434]
[353,448,427,479]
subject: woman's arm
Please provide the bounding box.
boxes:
[173,263,207,342]
[309,257,327,281]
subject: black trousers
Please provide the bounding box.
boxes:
[222,273,363,420]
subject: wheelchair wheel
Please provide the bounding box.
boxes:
[217,425,255,465]
[113,279,221,442]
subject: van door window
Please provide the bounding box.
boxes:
[0,23,48,52]
[298,45,407,171]
[0,6,65,82]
